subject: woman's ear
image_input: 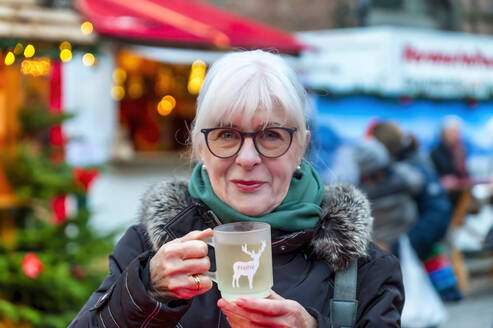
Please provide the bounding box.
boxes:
[304,130,311,153]
[298,130,311,163]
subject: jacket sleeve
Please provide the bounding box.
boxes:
[68,225,191,327]
[354,253,405,328]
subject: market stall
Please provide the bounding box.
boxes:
[73,0,305,165]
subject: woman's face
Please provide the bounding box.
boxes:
[443,126,460,145]
[199,109,308,217]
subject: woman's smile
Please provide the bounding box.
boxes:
[231,179,265,192]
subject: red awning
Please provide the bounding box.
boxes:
[76,0,305,55]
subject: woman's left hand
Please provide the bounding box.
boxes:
[217,291,317,328]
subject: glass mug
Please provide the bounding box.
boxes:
[205,222,273,301]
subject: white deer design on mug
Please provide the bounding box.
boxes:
[232,240,266,289]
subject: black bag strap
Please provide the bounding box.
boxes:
[330,259,358,328]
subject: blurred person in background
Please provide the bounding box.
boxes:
[370,121,462,302]
[370,121,452,260]
[354,138,422,251]
[430,116,469,184]
[69,50,404,327]
[430,116,470,205]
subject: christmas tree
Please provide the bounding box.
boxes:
[0,104,115,328]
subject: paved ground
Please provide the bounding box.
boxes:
[440,287,493,328]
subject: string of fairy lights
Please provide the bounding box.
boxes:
[2,21,97,76]
[2,19,208,117]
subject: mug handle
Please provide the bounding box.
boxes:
[202,237,217,283]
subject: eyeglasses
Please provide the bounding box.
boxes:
[201,127,297,158]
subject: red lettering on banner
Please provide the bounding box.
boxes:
[402,44,493,67]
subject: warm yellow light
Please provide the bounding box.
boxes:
[59,41,72,51]
[187,78,203,95]
[155,68,174,94]
[21,58,51,76]
[164,95,176,107]
[112,68,127,85]
[24,44,35,58]
[60,49,72,62]
[120,52,141,72]
[81,21,94,35]
[4,51,15,66]
[128,78,144,99]
[157,95,176,116]
[188,60,207,95]
[82,53,95,66]
[192,59,206,70]
[111,86,125,101]
[13,43,24,55]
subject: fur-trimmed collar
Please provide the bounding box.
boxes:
[138,179,373,271]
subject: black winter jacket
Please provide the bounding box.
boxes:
[69,181,404,327]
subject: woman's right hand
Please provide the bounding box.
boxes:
[149,228,214,300]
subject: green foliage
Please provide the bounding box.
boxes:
[0,299,41,326]
[0,205,115,327]
[15,207,116,265]
[0,103,117,327]
[18,104,74,136]
[0,299,78,328]
[2,145,78,199]
[1,104,77,199]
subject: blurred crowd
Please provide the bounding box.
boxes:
[312,116,493,308]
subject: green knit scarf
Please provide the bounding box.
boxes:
[188,159,324,232]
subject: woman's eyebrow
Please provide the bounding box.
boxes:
[255,122,282,129]
[255,122,282,130]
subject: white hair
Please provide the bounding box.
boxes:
[191,50,308,159]
[442,115,463,131]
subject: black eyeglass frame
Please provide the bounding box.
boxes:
[200,127,298,159]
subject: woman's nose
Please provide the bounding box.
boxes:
[235,137,261,168]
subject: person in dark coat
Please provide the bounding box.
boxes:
[371,121,461,302]
[370,122,452,260]
[354,138,422,248]
[69,50,404,327]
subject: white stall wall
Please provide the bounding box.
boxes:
[62,46,117,166]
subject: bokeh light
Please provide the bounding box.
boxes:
[82,53,96,66]
[59,41,72,51]
[81,21,94,35]
[128,77,144,99]
[4,51,15,66]
[120,52,141,72]
[13,43,24,55]
[60,49,72,62]
[21,58,51,76]
[188,60,206,94]
[112,68,127,85]
[111,86,125,101]
[24,44,35,58]
[157,95,176,116]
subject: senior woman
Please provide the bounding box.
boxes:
[69,50,404,327]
